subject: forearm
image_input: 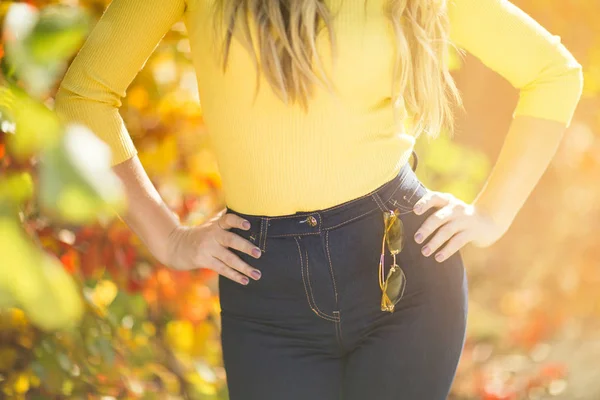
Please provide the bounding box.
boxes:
[472,115,567,229]
[112,155,180,263]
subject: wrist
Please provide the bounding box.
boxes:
[472,197,515,231]
[154,221,184,266]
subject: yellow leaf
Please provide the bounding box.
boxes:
[90,280,118,311]
[165,320,194,354]
[127,85,149,110]
[13,373,29,394]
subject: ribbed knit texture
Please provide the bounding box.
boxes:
[54,0,583,216]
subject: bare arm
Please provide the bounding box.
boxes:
[472,116,567,229]
[54,0,262,283]
[112,156,180,264]
[413,115,576,262]
[410,0,583,262]
[446,0,584,230]
[53,0,185,261]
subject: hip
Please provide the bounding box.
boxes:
[218,158,468,327]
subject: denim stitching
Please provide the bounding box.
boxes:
[257,218,263,251]
[263,218,268,251]
[371,192,389,212]
[268,197,413,237]
[256,167,421,238]
[304,246,339,321]
[377,190,416,213]
[315,212,323,229]
[270,232,321,238]
[385,185,423,211]
[266,214,307,220]
[403,185,420,204]
[384,173,412,202]
[387,197,414,211]
[262,223,268,254]
[324,231,339,305]
[323,208,378,231]
[264,218,269,251]
[261,217,270,252]
[257,218,264,252]
[382,174,422,210]
[294,237,339,322]
[295,237,316,316]
[334,312,344,353]
[262,212,318,220]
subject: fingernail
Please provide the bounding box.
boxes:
[415,233,423,243]
[435,253,444,262]
[242,221,251,229]
[251,270,262,280]
[252,247,262,258]
[422,246,431,256]
[414,204,422,214]
[241,277,250,285]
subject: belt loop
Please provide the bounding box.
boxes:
[410,149,418,172]
[258,217,269,252]
[371,192,389,213]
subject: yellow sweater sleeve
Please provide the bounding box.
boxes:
[54,0,186,166]
[449,0,583,127]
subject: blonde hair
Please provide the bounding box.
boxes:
[212,0,462,138]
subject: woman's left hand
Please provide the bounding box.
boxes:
[412,190,509,263]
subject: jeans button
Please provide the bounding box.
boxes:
[306,216,317,227]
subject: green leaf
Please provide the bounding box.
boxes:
[0,214,83,331]
[38,123,126,224]
[0,85,62,159]
[0,172,35,205]
[2,3,89,96]
[25,5,89,65]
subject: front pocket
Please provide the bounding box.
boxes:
[294,235,340,322]
[218,234,309,320]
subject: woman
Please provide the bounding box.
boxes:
[54,0,583,398]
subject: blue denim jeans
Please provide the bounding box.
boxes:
[219,160,468,400]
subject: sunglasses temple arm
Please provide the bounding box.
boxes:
[379,254,386,289]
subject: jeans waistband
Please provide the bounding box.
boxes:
[225,156,424,251]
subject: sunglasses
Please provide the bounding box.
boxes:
[379,208,407,313]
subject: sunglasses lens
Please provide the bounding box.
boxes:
[384,264,406,307]
[384,211,404,255]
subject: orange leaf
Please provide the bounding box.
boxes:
[59,249,80,274]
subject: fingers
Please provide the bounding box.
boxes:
[214,246,262,283]
[432,231,471,263]
[413,191,451,215]
[414,203,457,245]
[218,213,251,231]
[217,230,262,259]
[412,194,472,263]
[419,219,466,259]
[208,256,251,285]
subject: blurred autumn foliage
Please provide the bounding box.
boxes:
[0,0,599,399]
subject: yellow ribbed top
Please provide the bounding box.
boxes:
[55,0,583,216]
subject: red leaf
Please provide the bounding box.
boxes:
[60,249,79,274]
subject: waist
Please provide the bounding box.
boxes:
[225,155,425,248]
[217,141,416,216]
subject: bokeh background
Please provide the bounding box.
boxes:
[0,0,599,399]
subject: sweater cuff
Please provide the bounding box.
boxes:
[512,64,584,127]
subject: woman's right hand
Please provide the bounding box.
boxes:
[161,211,263,285]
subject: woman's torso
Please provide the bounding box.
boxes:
[183,0,416,216]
